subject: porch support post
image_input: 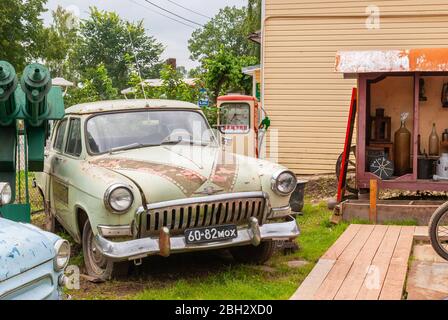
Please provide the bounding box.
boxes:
[357,75,367,184]
[413,73,420,180]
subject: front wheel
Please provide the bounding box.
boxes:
[82,220,129,281]
[429,202,448,261]
[229,241,276,265]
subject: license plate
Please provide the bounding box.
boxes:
[185,225,238,244]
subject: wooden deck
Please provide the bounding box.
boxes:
[291,224,423,300]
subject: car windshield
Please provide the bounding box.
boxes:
[86,110,217,154]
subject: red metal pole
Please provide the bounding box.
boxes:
[337,88,358,203]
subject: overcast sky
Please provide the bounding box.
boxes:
[43,0,247,70]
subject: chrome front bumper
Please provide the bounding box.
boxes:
[95,216,300,262]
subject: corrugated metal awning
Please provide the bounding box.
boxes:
[335,48,448,75]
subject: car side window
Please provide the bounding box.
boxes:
[65,118,82,157]
[53,119,68,152]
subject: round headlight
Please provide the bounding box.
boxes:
[54,239,70,271]
[0,182,12,205]
[271,170,297,195]
[104,184,134,213]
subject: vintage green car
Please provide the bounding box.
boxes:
[35,99,300,280]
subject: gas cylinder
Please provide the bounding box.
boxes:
[394,113,411,176]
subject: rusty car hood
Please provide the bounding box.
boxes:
[0,218,56,282]
[89,145,263,201]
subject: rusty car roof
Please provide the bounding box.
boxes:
[65,99,200,115]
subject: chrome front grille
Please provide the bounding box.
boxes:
[137,192,268,237]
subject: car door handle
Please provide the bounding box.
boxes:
[54,156,62,162]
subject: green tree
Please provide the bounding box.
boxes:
[247,0,262,33]
[188,66,203,78]
[176,66,187,78]
[201,48,257,102]
[75,7,164,89]
[246,0,262,57]
[64,63,118,107]
[129,64,200,103]
[0,0,47,71]
[43,6,79,78]
[188,6,257,62]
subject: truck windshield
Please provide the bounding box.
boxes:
[86,110,217,154]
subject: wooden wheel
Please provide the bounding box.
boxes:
[335,146,358,195]
[429,202,448,261]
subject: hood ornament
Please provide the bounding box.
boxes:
[194,184,223,196]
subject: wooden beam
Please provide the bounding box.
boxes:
[370,179,378,224]
[322,224,362,260]
[379,227,415,300]
[290,259,335,300]
[314,225,375,300]
[413,73,420,180]
[356,226,402,300]
[335,225,389,300]
[357,75,367,185]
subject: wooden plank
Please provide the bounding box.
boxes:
[290,259,335,300]
[341,200,441,225]
[321,224,362,260]
[314,225,375,300]
[379,226,415,300]
[334,225,389,300]
[356,226,402,300]
[414,226,429,241]
[370,180,378,223]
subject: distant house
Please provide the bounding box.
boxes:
[248,0,448,174]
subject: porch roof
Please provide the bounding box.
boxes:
[335,48,448,76]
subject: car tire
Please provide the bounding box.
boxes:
[82,220,129,281]
[429,202,448,261]
[229,241,276,265]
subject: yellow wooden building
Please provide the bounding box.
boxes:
[258,0,448,174]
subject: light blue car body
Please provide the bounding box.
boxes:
[0,218,64,300]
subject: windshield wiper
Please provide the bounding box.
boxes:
[108,143,157,154]
[161,138,213,147]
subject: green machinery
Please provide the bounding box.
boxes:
[0,61,65,222]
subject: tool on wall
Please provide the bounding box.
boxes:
[419,78,427,102]
[442,82,448,107]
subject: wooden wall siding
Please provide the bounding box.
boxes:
[263,0,448,174]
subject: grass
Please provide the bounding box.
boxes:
[15,171,44,213]
[128,202,348,300]
[63,201,348,300]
